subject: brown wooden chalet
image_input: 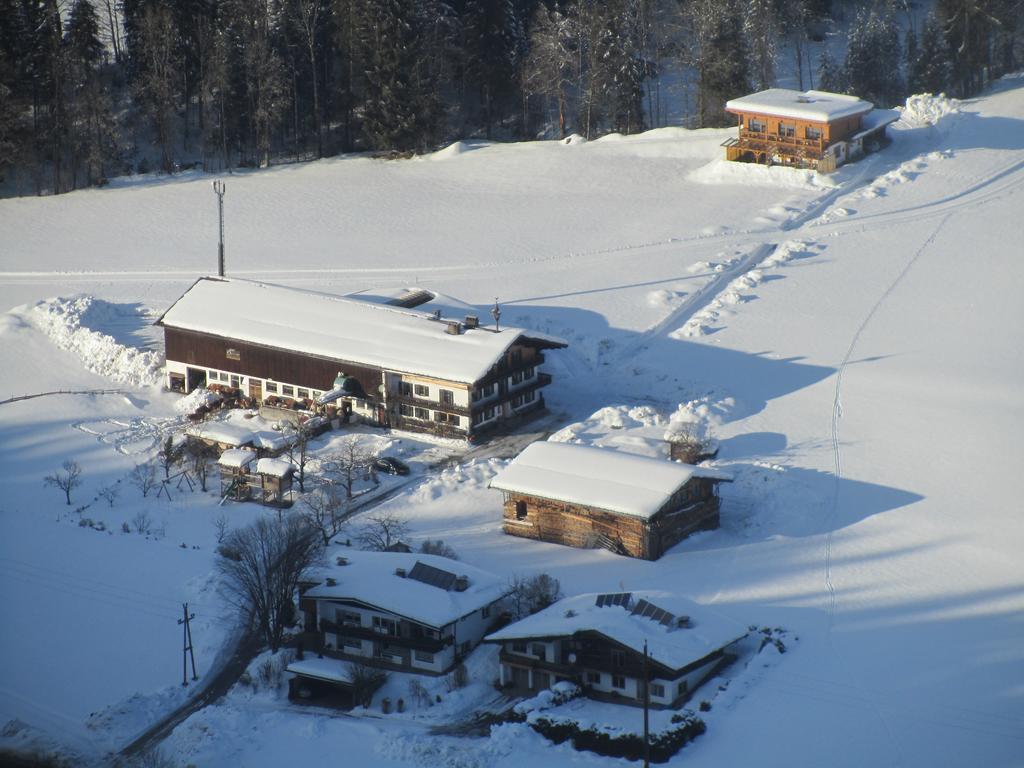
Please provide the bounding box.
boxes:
[486,591,747,708]
[722,89,899,172]
[489,442,730,561]
[155,277,566,441]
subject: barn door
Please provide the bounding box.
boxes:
[249,380,263,401]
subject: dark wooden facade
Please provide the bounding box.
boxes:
[501,477,720,560]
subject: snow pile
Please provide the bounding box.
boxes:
[673,264,766,337]
[899,93,960,127]
[758,239,818,269]
[688,159,840,189]
[31,297,163,387]
[173,386,222,415]
[549,405,666,445]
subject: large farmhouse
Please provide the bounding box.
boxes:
[293,551,509,689]
[490,442,730,560]
[722,88,899,171]
[486,591,747,708]
[156,277,566,440]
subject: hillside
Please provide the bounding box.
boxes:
[1,76,1022,767]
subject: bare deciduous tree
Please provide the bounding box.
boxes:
[301,483,347,546]
[326,436,376,500]
[356,511,410,551]
[44,460,83,505]
[347,661,387,707]
[157,435,182,480]
[98,483,119,507]
[217,516,323,652]
[285,422,312,493]
[508,572,563,619]
[185,440,216,491]
[130,462,159,497]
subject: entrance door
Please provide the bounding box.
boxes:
[249,380,263,401]
[186,367,207,393]
[533,671,551,692]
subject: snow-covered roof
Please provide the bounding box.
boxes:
[158,277,565,384]
[286,657,353,685]
[304,550,509,629]
[486,591,747,672]
[256,458,293,477]
[726,89,874,122]
[217,448,256,468]
[489,442,730,520]
[851,108,901,140]
[187,419,293,451]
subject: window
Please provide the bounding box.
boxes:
[282,385,294,397]
[414,384,429,397]
[440,389,454,405]
[481,606,491,619]
[414,650,434,663]
[523,390,535,404]
[806,125,821,140]
[472,383,495,402]
[342,637,362,650]
[434,412,459,425]
[297,388,309,399]
[677,680,688,697]
[415,407,429,420]
[778,122,795,138]
[265,381,278,394]
[337,610,360,626]
[372,616,398,636]
[511,371,523,385]
[511,395,523,408]
[515,500,527,520]
[650,683,665,698]
[510,348,523,365]
[748,118,766,132]
[512,641,527,653]
[230,375,241,388]
[399,381,412,397]
[208,370,219,379]
[531,644,546,661]
[225,348,241,361]
[586,672,601,685]
[611,650,625,668]
[399,404,414,417]
[612,675,626,690]
[311,390,321,399]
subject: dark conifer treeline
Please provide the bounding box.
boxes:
[0,0,1020,194]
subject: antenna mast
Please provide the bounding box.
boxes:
[491,297,501,332]
[213,180,226,277]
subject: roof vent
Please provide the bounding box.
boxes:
[432,309,442,321]
[336,556,349,566]
[454,575,470,592]
[796,96,812,103]
[325,577,337,586]
[676,616,691,628]
[395,567,407,578]
[464,315,479,329]
[446,321,462,335]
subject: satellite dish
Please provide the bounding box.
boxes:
[378,384,386,394]
[568,653,577,664]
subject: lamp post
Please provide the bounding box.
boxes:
[213,180,226,276]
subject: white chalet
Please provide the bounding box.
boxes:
[295,551,510,685]
[486,591,747,709]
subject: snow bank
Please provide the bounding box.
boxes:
[899,93,960,127]
[688,159,839,190]
[31,297,163,387]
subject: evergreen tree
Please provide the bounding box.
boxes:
[816,46,844,93]
[134,2,179,172]
[845,4,903,106]
[463,0,525,137]
[937,0,1001,97]
[588,0,646,134]
[744,0,777,91]
[908,13,952,95]
[691,0,750,127]
[521,4,578,137]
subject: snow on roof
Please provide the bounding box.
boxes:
[218,448,256,468]
[486,591,747,672]
[851,108,901,140]
[489,442,730,520]
[304,550,509,629]
[158,277,565,384]
[726,89,874,122]
[286,657,353,685]
[256,458,293,477]
[191,421,252,447]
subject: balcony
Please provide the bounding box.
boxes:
[723,131,826,159]
[389,392,471,417]
[320,619,449,653]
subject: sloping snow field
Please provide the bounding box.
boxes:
[1,78,1023,766]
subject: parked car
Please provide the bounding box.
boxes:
[374,456,410,476]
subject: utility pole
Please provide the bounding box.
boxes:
[213,180,226,277]
[642,640,650,768]
[178,603,199,686]
[491,297,501,332]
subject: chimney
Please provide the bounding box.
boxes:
[395,567,407,578]
[335,556,348,566]
[676,616,690,629]
[464,315,479,329]
[446,321,462,335]
[325,577,337,586]
[454,575,469,592]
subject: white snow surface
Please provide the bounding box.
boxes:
[489,440,729,519]
[218,447,256,468]
[159,276,556,384]
[255,457,293,477]
[1,77,1023,767]
[304,550,509,628]
[486,591,747,671]
[725,88,873,121]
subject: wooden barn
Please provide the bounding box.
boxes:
[721,89,899,171]
[156,277,566,441]
[489,442,730,561]
[216,448,295,507]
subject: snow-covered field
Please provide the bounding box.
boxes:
[1,78,1023,766]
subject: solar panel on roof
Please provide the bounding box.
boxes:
[408,561,457,590]
[596,592,632,608]
[630,598,676,626]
